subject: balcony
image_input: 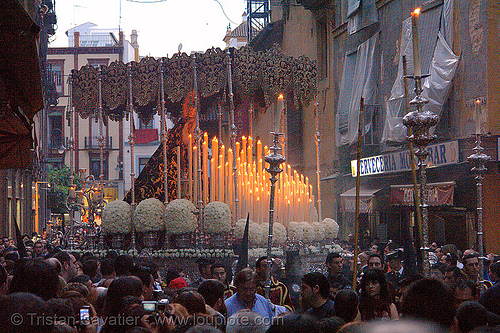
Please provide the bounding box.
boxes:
[134,128,159,145]
[84,136,113,150]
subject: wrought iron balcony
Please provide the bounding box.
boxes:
[84,136,113,150]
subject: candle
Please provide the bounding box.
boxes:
[247,137,253,167]
[220,145,225,201]
[193,145,198,203]
[177,145,181,198]
[475,99,482,134]
[411,8,422,77]
[277,94,284,133]
[210,158,215,202]
[212,137,218,200]
[203,133,208,204]
[188,134,192,200]
[228,148,233,211]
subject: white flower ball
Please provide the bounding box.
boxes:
[102,200,133,234]
[203,201,232,234]
[165,199,197,234]
[288,221,303,241]
[322,218,340,239]
[301,222,316,243]
[133,198,165,232]
[312,222,326,241]
[272,222,287,245]
[249,222,264,247]
[234,218,253,239]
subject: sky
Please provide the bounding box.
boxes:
[51,0,247,57]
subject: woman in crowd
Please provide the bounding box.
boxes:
[358,269,398,321]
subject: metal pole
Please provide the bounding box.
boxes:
[468,131,491,282]
[279,95,287,160]
[193,54,204,248]
[97,66,104,206]
[352,98,364,290]
[160,59,169,205]
[313,97,322,223]
[264,132,286,299]
[127,63,137,251]
[227,49,239,222]
[403,74,438,277]
[249,102,254,139]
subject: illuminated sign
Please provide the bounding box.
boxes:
[351,141,459,177]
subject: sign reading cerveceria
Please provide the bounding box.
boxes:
[351,141,459,177]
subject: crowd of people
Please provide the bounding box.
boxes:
[0,235,499,333]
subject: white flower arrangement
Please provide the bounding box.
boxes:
[322,218,340,239]
[234,218,253,239]
[312,222,326,242]
[248,247,284,258]
[325,243,344,253]
[101,200,133,234]
[203,201,232,234]
[150,248,233,258]
[164,199,197,234]
[249,222,265,247]
[133,198,166,232]
[288,221,303,241]
[272,222,287,245]
[301,222,316,243]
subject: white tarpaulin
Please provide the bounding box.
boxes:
[336,33,379,146]
[381,22,459,143]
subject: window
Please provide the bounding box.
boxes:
[139,119,154,129]
[317,19,328,80]
[138,158,150,173]
[48,60,64,94]
[88,58,109,69]
[90,157,109,180]
[48,113,63,149]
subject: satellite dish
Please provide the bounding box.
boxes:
[178,43,183,53]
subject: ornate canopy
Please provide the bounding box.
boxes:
[71,45,318,123]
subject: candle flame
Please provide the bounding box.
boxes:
[278,94,283,99]
[476,99,481,104]
[413,8,421,15]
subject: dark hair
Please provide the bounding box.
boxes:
[131,265,153,289]
[463,253,479,263]
[101,258,115,277]
[267,313,321,333]
[186,325,223,333]
[455,280,481,300]
[63,282,89,298]
[401,278,456,328]
[0,265,7,285]
[165,268,181,286]
[358,269,391,321]
[489,261,500,277]
[456,301,489,333]
[9,258,59,300]
[140,259,159,280]
[82,257,99,278]
[334,289,359,323]
[431,262,446,274]
[234,268,256,287]
[104,276,144,317]
[4,251,19,262]
[68,274,91,285]
[302,272,330,299]
[70,251,81,262]
[198,279,224,308]
[115,254,135,276]
[320,317,345,333]
[255,256,268,269]
[326,252,342,264]
[53,251,71,265]
[0,292,52,333]
[368,253,382,263]
[359,269,389,299]
[105,250,119,260]
[175,291,207,315]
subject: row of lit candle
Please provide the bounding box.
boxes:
[185,135,316,225]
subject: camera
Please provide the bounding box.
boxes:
[79,306,91,326]
[142,301,157,313]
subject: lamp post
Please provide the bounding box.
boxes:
[467,104,491,281]
[264,132,286,299]
[402,74,438,277]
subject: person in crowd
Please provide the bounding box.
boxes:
[367,253,383,271]
[225,268,274,318]
[401,277,456,330]
[226,309,270,333]
[254,256,293,311]
[175,290,207,315]
[320,316,345,333]
[267,313,322,333]
[191,258,214,289]
[334,288,360,323]
[488,261,500,284]
[480,266,500,316]
[326,252,352,296]
[430,262,446,281]
[0,292,53,333]
[9,258,60,300]
[114,254,135,277]
[0,265,7,295]
[358,252,369,273]
[103,276,144,318]
[97,258,116,287]
[67,274,99,305]
[463,253,492,291]
[455,280,481,307]
[81,257,100,284]
[131,265,155,301]
[384,249,406,291]
[455,301,490,333]
[53,251,80,283]
[301,272,336,320]
[33,240,46,258]
[198,279,227,328]
[358,268,398,321]
[211,262,236,299]
[444,266,465,289]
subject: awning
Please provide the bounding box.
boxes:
[390,181,455,206]
[340,187,382,213]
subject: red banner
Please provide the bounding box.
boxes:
[390,182,454,206]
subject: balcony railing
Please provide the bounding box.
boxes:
[84,136,113,149]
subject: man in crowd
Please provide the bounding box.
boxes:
[462,252,492,291]
[52,250,79,283]
[255,256,294,311]
[33,241,46,258]
[225,268,274,318]
[198,279,227,328]
[326,252,351,296]
[211,262,236,299]
[191,258,214,288]
[368,253,383,270]
[385,249,406,291]
[301,272,336,320]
